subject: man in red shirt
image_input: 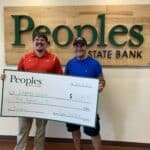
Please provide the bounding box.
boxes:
[1,33,63,150]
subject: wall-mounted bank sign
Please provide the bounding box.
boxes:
[4,5,150,66]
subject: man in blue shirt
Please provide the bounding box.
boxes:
[65,37,105,150]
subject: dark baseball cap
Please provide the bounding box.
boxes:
[73,37,87,46]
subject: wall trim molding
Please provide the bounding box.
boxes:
[0,136,150,148]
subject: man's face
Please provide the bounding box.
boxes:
[74,43,87,58]
[33,36,48,53]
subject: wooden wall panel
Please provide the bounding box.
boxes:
[4,5,150,66]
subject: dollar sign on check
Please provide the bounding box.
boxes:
[69,93,72,99]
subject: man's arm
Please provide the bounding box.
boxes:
[54,56,63,74]
[17,56,24,71]
[98,75,106,92]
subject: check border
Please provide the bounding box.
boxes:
[1,69,99,128]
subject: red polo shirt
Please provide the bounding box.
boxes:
[18,51,63,74]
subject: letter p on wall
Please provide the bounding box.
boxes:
[12,15,35,46]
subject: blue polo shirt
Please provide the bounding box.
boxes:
[65,56,103,78]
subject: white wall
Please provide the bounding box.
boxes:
[0,0,150,143]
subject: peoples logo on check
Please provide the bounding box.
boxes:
[10,75,42,87]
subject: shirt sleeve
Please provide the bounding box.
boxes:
[65,62,70,75]
[17,57,25,71]
[54,56,63,74]
[96,61,103,77]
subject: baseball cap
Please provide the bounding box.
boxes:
[73,37,87,46]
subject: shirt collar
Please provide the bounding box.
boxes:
[32,50,49,58]
[75,56,90,62]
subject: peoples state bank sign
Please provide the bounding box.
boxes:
[4,5,150,66]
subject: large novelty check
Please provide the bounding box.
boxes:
[1,69,99,127]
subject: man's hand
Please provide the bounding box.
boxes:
[98,76,105,92]
[0,74,6,80]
